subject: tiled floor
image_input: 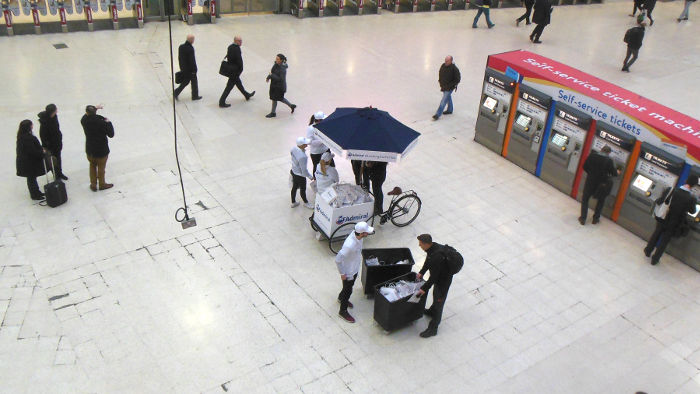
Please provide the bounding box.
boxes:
[1,1,700,392]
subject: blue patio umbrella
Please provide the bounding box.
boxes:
[313,107,421,163]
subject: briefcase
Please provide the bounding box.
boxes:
[219,61,236,78]
[42,155,67,208]
[175,71,184,84]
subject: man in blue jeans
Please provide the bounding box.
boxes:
[432,56,461,121]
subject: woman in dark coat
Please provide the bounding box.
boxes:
[16,119,47,200]
[265,53,296,118]
[642,0,656,25]
[38,103,67,180]
[530,0,553,44]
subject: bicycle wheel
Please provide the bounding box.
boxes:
[329,221,357,254]
[390,194,422,227]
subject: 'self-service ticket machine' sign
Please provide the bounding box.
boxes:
[617,142,685,240]
[667,165,700,272]
[576,123,637,219]
[474,69,516,155]
[504,84,552,174]
[540,102,593,195]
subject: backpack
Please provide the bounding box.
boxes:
[442,244,464,275]
[653,187,674,220]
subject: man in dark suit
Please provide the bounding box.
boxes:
[579,145,619,225]
[218,36,255,108]
[81,105,115,192]
[530,0,553,44]
[174,35,201,101]
[645,175,698,265]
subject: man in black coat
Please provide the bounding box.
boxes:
[218,36,255,108]
[516,0,535,26]
[530,0,553,44]
[416,234,453,338]
[622,20,646,72]
[38,103,68,180]
[579,146,619,225]
[645,175,698,265]
[174,35,202,101]
[432,56,461,121]
[81,105,115,191]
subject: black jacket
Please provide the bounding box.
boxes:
[624,26,645,50]
[38,111,62,154]
[643,0,656,11]
[225,43,243,76]
[268,63,288,101]
[438,63,461,92]
[523,0,535,7]
[533,0,552,26]
[178,41,197,73]
[16,133,46,178]
[81,114,114,158]
[419,243,452,293]
[658,187,697,230]
[583,152,617,191]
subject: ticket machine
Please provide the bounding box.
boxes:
[575,123,636,219]
[539,102,593,195]
[2,0,20,36]
[504,84,552,174]
[667,165,700,272]
[617,143,685,240]
[474,69,516,155]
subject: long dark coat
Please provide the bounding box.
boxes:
[268,63,288,101]
[16,133,46,178]
[533,0,552,25]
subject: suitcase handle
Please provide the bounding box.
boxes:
[42,152,58,185]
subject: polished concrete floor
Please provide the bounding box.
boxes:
[1,1,700,392]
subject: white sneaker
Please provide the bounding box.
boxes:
[291,202,300,208]
[304,202,314,209]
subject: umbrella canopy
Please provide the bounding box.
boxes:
[313,107,421,163]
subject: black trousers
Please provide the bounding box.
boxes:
[219,75,248,105]
[531,24,546,40]
[646,5,655,23]
[427,277,452,330]
[631,0,643,15]
[517,4,533,23]
[363,174,386,216]
[645,221,674,262]
[174,72,199,99]
[338,274,356,313]
[27,176,41,198]
[580,182,606,221]
[47,150,64,177]
[310,151,336,179]
[290,170,308,203]
[351,160,364,185]
[623,46,640,69]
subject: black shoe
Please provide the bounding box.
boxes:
[529,35,534,42]
[488,24,495,29]
[379,215,388,225]
[265,113,276,118]
[592,217,600,225]
[174,94,179,101]
[526,22,531,25]
[651,258,660,266]
[192,96,203,101]
[290,104,296,113]
[245,91,256,101]
[419,328,437,338]
[644,247,652,257]
[622,67,630,73]
[423,309,433,317]
[442,111,452,115]
[533,40,542,44]
[578,217,585,226]
[649,20,653,26]
[516,19,521,26]
[59,174,68,181]
[432,114,439,121]
[219,103,231,108]
[31,194,45,201]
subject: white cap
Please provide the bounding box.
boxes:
[321,151,334,162]
[314,111,326,120]
[296,137,310,146]
[354,222,374,234]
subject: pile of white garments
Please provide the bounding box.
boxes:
[327,183,373,208]
[365,257,411,267]
[379,280,424,303]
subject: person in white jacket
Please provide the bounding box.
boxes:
[335,221,374,323]
[314,151,339,193]
[307,111,334,178]
[290,136,314,209]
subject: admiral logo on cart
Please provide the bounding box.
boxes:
[336,214,369,226]
[316,204,331,223]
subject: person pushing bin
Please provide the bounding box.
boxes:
[336,221,374,324]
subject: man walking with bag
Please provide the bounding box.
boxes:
[219,36,255,108]
[174,34,202,101]
[336,222,374,324]
[645,176,698,265]
[579,145,619,225]
[432,56,461,121]
[416,234,462,338]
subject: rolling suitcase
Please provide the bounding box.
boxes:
[43,155,67,208]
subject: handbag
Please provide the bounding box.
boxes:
[175,71,184,84]
[219,58,237,78]
[653,187,674,220]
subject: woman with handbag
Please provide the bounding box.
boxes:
[265,54,297,118]
[16,119,47,201]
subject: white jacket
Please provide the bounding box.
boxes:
[307,126,328,155]
[335,234,363,277]
[291,146,312,178]
[315,167,339,193]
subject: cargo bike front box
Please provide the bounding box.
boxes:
[373,272,427,332]
[312,187,374,240]
[361,248,415,296]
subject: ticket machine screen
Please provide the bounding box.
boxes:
[483,96,498,112]
[515,114,531,128]
[632,174,653,193]
[551,132,569,148]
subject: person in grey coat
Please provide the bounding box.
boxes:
[265,54,297,118]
